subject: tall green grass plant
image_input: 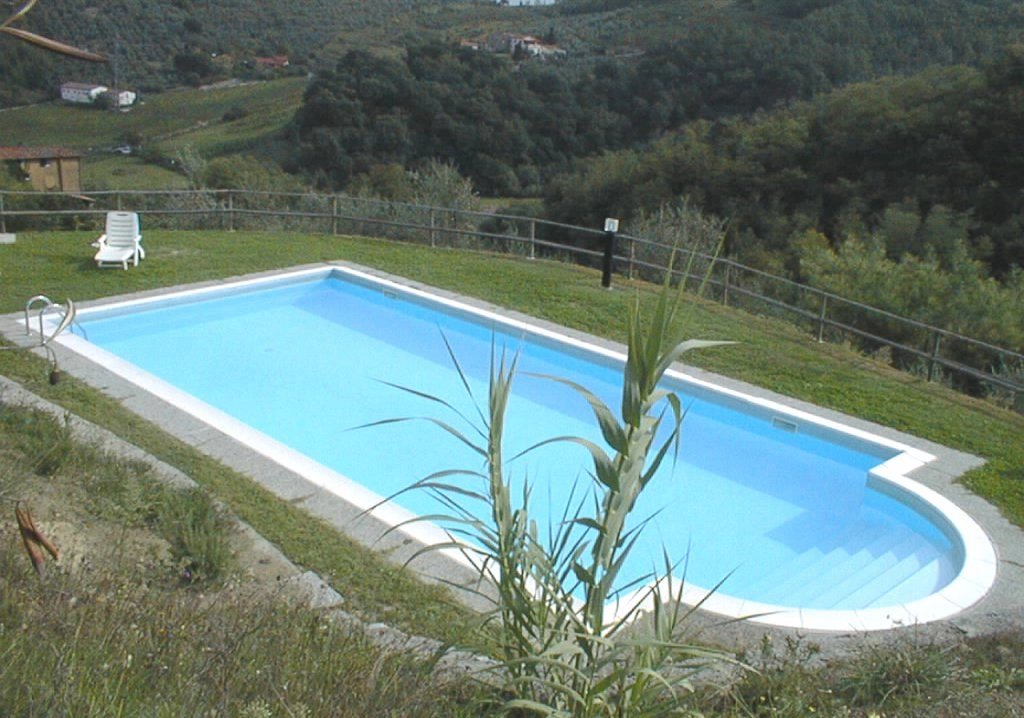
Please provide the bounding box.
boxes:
[379,258,733,716]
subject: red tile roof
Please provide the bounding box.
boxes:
[254,55,289,68]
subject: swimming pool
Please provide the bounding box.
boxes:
[49,265,997,630]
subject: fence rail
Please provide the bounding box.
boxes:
[2,188,1021,409]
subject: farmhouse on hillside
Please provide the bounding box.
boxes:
[105,89,138,108]
[254,55,289,69]
[496,0,557,6]
[486,33,566,59]
[0,146,83,192]
[60,81,107,104]
[60,82,137,108]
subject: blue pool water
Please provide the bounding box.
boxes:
[71,271,961,611]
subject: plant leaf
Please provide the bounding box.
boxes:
[0,26,107,61]
[530,373,628,453]
[1,0,39,29]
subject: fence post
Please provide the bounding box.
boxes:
[927,332,943,382]
[429,210,436,248]
[116,192,123,211]
[0,193,5,234]
[627,236,635,280]
[817,294,829,342]
[332,195,339,236]
[227,191,234,232]
[722,262,731,306]
[528,219,536,260]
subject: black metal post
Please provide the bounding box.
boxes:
[817,294,829,342]
[601,229,616,288]
[927,332,943,382]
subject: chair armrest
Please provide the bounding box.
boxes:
[91,233,108,249]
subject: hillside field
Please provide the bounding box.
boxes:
[0,77,306,189]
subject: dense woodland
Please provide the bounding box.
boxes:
[291,0,1024,197]
[544,54,1024,272]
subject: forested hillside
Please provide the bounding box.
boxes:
[543,50,1024,276]
[5,0,1024,106]
[290,0,1024,196]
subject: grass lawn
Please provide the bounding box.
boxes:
[83,155,190,191]
[0,401,481,717]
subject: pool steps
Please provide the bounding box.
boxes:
[804,536,934,608]
[730,525,945,610]
[734,523,889,597]
[839,552,943,609]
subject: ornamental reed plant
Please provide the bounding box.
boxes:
[371,250,735,717]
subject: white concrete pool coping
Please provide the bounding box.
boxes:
[4,261,1018,636]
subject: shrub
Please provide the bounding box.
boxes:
[837,639,956,710]
[222,104,249,122]
[153,487,232,584]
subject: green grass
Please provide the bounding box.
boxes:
[148,80,306,159]
[2,229,1024,715]
[706,631,1024,717]
[0,403,479,716]
[0,404,232,585]
[0,568,478,717]
[82,156,189,191]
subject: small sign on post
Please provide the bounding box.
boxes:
[601,218,619,288]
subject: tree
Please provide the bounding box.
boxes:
[408,160,478,213]
[173,51,214,84]
[175,145,207,189]
[202,155,303,192]
[624,199,727,283]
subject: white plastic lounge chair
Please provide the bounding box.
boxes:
[93,211,144,269]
